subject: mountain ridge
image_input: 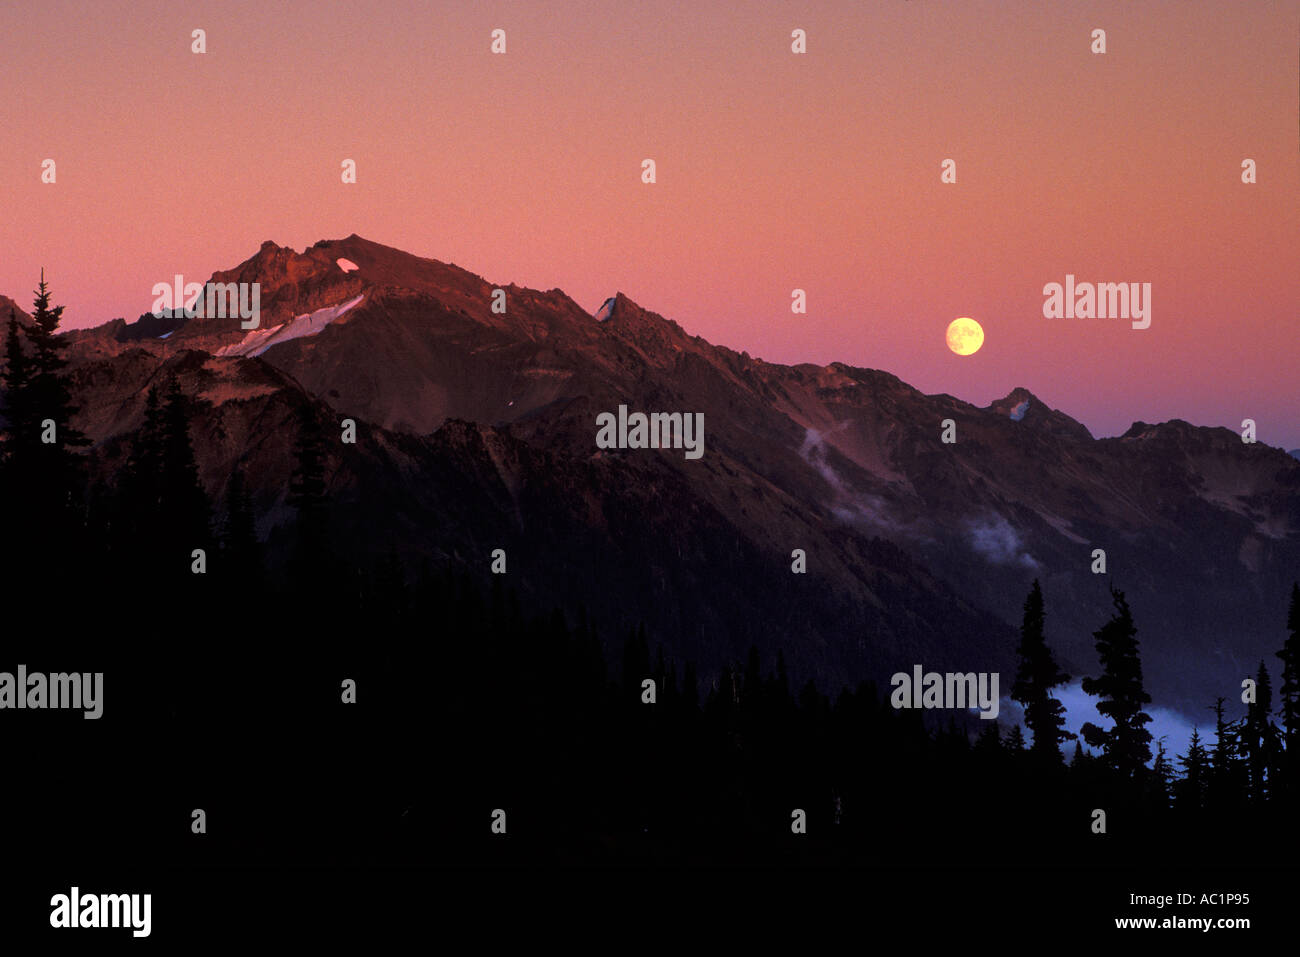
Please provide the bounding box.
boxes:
[45,236,1296,455]
[6,235,1295,714]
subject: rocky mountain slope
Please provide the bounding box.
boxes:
[38,236,1300,712]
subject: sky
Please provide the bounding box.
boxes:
[2,0,1297,448]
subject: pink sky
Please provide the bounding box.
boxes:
[3,0,1297,447]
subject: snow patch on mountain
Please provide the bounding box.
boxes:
[594,297,617,322]
[1010,398,1030,421]
[337,258,360,273]
[216,294,364,358]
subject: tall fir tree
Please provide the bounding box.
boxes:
[1176,727,1209,812]
[3,275,89,589]
[1,316,33,465]
[108,379,212,588]
[1080,586,1153,782]
[1070,740,1087,767]
[1005,725,1026,753]
[0,315,32,585]
[24,271,88,463]
[1277,583,1300,797]
[1010,580,1076,764]
[1243,660,1283,804]
[1206,697,1247,812]
[1150,737,1175,810]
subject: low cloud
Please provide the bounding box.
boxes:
[1002,681,1205,766]
[966,515,1039,569]
[798,425,903,532]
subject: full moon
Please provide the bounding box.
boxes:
[946,317,984,356]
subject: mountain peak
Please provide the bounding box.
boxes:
[590,291,702,369]
[1117,418,1253,451]
[1121,419,1197,440]
[1111,419,1300,460]
[299,235,492,302]
[985,387,1092,439]
[601,291,678,330]
[600,291,647,321]
[1000,386,1038,404]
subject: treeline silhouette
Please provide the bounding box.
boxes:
[2,277,1297,869]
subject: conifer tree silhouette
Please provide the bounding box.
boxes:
[1070,740,1086,767]
[1150,737,1174,810]
[1005,724,1026,753]
[1206,696,1247,812]
[1080,586,1153,782]
[1277,583,1300,799]
[0,316,33,466]
[1176,727,1209,812]
[1011,580,1076,765]
[1244,660,1283,804]
[1,275,88,594]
